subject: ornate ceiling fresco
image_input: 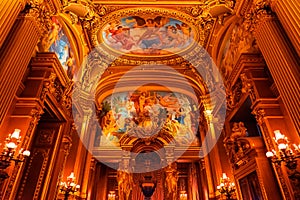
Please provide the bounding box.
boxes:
[99,15,194,56]
[62,1,233,112]
[63,1,235,62]
[61,0,230,165]
[96,90,199,147]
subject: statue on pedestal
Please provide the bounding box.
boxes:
[117,170,133,200]
[165,163,179,200]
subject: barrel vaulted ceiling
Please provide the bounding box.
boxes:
[61,0,235,109]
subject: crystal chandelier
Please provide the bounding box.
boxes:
[0,129,30,181]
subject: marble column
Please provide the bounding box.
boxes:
[270,0,300,56]
[0,0,26,47]
[254,14,300,134]
[0,15,41,126]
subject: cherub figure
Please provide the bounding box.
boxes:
[230,122,247,140]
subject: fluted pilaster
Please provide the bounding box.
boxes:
[0,0,26,47]
[0,16,40,126]
[271,0,300,56]
[254,15,300,134]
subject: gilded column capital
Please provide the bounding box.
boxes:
[19,0,28,8]
[243,0,277,34]
[178,0,235,25]
[19,0,53,35]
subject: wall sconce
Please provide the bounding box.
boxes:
[60,172,80,200]
[108,191,116,200]
[179,190,187,200]
[0,129,30,181]
[217,173,236,199]
[266,130,300,170]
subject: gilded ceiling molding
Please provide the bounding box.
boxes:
[62,1,235,48]
[219,0,274,81]
[212,15,239,66]
[62,0,102,28]
[88,7,206,48]
[219,20,260,80]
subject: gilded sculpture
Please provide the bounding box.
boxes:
[165,163,179,200]
[230,122,247,140]
[117,170,134,200]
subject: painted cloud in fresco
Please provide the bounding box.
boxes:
[101,16,193,56]
[94,91,200,147]
[49,17,76,79]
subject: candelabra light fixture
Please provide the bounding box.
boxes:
[0,129,30,181]
[179,190,187,200]
[60,172,80,200]
[266,130,300,170]
[217,173,236,200]
[108,191,116,200]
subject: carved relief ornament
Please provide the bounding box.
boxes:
[20,0,54,34]
[240,73,256,102]
[226,79,243,112]
[223,122,251,169]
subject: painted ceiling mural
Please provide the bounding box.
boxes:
[100,15,194,56]
[95,91,200,147]
[49,17,76,79]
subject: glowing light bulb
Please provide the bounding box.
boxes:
[274,130,284,140]
[6,142,16,149]
[22,150,30,157]
[278,143,287,150]
[11,129,21,139]
[266,151,274,157]
[205,109,212,115]
[68,172,75,180]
